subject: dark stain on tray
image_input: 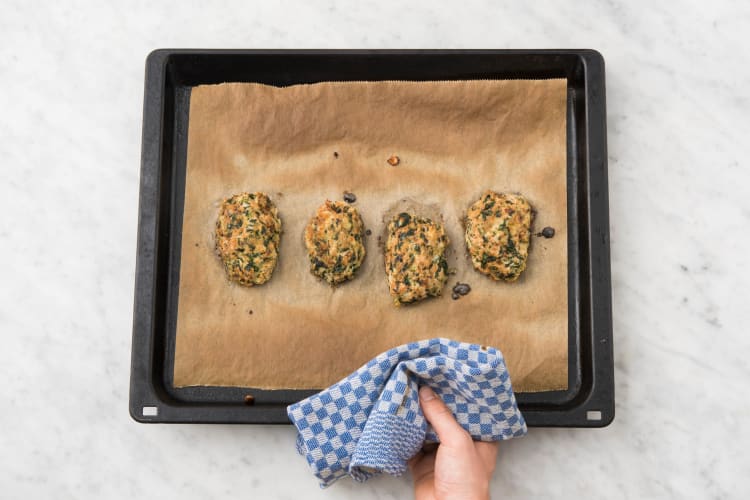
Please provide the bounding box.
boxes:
[535,226,556,238]
[451,282,471,300]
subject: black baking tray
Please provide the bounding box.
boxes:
[130,49,613,427]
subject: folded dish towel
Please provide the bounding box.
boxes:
[287,338,527,487]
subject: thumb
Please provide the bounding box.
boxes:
[419,386,471,447]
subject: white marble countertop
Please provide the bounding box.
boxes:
[2,1,748,498]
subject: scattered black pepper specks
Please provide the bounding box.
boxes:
[365,229,372,236]
[343,191,357,204]
[333,151,339,159]
[248,309,253,315]
[195,243,199,247]
[680,264,688,272]
[451,292,459,300]
[244,395,255,405]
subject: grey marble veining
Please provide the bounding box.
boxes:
[1,1,748,498]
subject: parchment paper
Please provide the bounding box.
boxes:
[174,79,568,392]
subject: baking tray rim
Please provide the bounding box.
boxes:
[129,49,614,428]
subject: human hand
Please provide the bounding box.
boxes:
[408,386,499,500]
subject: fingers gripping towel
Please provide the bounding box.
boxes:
[287,338,527,487]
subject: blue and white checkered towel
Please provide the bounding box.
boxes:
[287,338,527,487]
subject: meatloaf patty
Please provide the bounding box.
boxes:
[385,212,449,306]
[465,190,532,282]
[304,200,366,285]
[215,192,282,286]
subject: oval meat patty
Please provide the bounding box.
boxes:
[215,192,282,286]
[385,212,449,306]
[304,200,366,285]
[465,190,532,282]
